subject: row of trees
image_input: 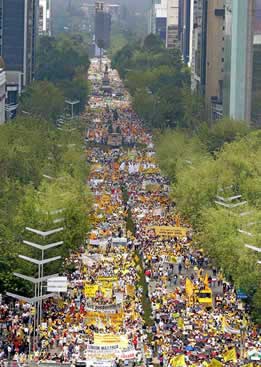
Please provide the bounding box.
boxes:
[20,34,91,122]
[156,122,261,322]
[112,34,204,130]
[113,33,261,320]
[0,117,92,296]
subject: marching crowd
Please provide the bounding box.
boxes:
[0,58,260,367]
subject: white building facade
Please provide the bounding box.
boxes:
[39,0,52,35]
[166,0,179,49]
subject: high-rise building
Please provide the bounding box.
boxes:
[251,0,261,124]
[0,0,39,87]
[95,2,112,49]
[205,0,225,120]
[155,0,167,43]
[166,0,179,49]
[39,0,52,36]
[0,66,6,124]
[190,0,207,93]
[149,0,179,46]
[179,0,191,64]
[148,0,167,44]
[223,0,261,124]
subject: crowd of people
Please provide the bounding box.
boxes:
[0,57,260,367]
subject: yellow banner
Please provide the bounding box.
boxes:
[100,287,113,298]
[98,276,118,282]
[84,284,99,298]
[86,311,123,326]
[223,348,237,363]
[170,354,186,367]
[126,284,135,297]
[185,278,194,297]
[147,226,187,238]
[208,359,223,367]
[93,334,128,348]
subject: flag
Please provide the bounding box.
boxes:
[204,273,209,288]
[185,278,194,297]
[223,347,237,362]
[221,317,240,334]
[177,317,184,330]
[208,358,223,367]
[242,314,248,327]
[170,354,186,367]
[242,364,253,367]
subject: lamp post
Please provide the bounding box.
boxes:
[214,194,248,209]
[6,226,64,357]
[24,226,64,329]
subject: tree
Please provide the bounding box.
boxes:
[112,38,196,130]
[16,176,92,257]
[36,34,90,82]
[19,81,64,122]
[156,130,208,182]
[58,78,90,112]
[0,114,91,295]
[198,118,250,153]
[143,34,163,52]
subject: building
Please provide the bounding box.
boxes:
[166,0,179,48]
[187,0,225,120]
[148,0,167,44]
[155,0,167,43]
[0,0,39,88]
[179,0,191,64]
[5,70,23,119]
[223,0,261,124]
[252,0,261,124]
[190,0,207,93]
[95,2,112,49]
[205,0,225,120]
[39,0,52,36]
[0,67,6,124]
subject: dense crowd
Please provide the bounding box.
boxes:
[0,58,260,367]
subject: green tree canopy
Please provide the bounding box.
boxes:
[198,118,251,153]
[19,81,64,122]
[112,36,200,130]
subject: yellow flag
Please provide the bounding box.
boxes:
[204,273,209,288]
[170,354,186,367]
[242,364,253,367]
[208,358,223,367]
[177,317,184,330]
[185,278,194,297]
[134,254,139,263]
[223,347,237,362]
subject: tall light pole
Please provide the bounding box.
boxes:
[6,226,64,355]
[24,226,64,329]
[214,194,248,209]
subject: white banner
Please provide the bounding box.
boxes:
[112,238,127,245]
[85,303,121,313]
[47,277,67,293]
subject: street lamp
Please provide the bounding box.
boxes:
[245,244,261,253]
[6,226,64,356]
[24,227,64,327]
[215,194,248,209]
